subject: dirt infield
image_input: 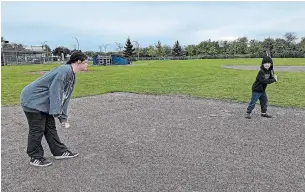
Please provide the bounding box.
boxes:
[24,71,49,75]
[222,65,305,72]
[1,93,305,192]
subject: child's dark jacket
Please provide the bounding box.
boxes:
[252,56,276,92]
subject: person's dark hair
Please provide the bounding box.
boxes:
[67,51,88,64]
[261,56,273,65]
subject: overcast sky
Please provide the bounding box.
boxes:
[2,1,305,51]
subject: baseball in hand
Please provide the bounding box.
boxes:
[61,122,70,128]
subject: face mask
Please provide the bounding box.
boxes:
[263,63,271,69]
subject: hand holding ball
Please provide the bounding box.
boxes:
[61,122,70,129]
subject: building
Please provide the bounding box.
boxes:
[1,40,51,65]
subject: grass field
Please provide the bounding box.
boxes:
[1,58,305,108]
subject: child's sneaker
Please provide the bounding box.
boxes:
[261,113,272,118]
[30,157,52,167]
[54,150,79,160]
[245,113,251,119]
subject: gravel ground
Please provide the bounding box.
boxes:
[222,65,305,72]
[1,93,305,192]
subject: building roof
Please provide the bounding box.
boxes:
[2,45,47,53]
[25,45,45,52]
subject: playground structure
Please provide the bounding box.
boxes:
[93,55,130,66]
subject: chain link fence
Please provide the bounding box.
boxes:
[1,50,55,65]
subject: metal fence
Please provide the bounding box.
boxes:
[1,50,54,65]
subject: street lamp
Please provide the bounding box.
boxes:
[115,42,123,54]
[1,39,9,65]
[133,40,140,60]
[39,41,47,63]
[39,40,47,54]
[98,46,103,54]
[73,37,79,50]
[102,44,110,54]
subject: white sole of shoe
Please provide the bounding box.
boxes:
[54,153,79,160]
[30,162,52,167]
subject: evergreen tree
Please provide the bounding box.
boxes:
[123,37,135,58]
[172,40,182,56]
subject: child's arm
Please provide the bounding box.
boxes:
[256,70,276,84]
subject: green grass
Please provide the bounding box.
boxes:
[2,58,305,108]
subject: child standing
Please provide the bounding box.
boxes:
[245,56,277,119]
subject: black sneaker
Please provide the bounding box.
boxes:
[54,150,79,160]
[245,113,251,119]
[261,113,272,118]
[30,157,52,167]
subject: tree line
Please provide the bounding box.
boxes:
[3,32,305,60]
[85,32,305,59]
[121,32,305,59]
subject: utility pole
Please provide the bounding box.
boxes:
[133,40,140,60]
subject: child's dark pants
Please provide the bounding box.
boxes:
[246,91,268,114]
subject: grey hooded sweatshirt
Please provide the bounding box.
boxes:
[20,64,75,123]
